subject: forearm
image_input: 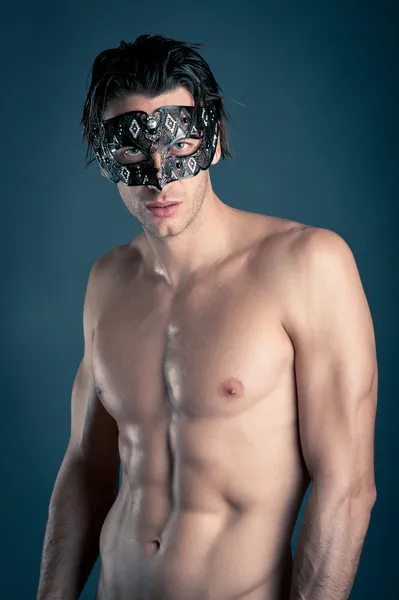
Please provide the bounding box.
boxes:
[37,454,118,600]
[289,485,375,600]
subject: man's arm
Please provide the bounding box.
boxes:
[281,228,377,600]
[37,255,120,600]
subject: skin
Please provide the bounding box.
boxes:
[37,87,377,600]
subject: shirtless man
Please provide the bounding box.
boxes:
[37,35,378,600]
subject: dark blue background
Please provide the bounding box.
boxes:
[2,1,397,598]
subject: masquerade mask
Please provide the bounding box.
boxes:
[92,104,219,190]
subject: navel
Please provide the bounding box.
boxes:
[219,377,244,401]
[142,538,161,556]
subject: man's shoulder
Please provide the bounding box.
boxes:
[91,240,141,278]
[275,223,353,272]
[241,212,308,248]
[86,240,142,301]
[251,215,354,296]
[253,214,350,268]
[248,213,309,269]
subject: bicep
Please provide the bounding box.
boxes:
[284,229,377,496]
[67,259,120,478]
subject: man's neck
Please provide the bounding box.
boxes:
[137,193,238,289]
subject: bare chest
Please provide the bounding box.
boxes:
[92,265,294,425]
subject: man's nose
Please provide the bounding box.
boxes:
[147,150,165,191]
[152,151,163,177]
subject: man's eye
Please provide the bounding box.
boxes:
[112,147,144,165]
[170,138,201,154]
[124,148,141,156]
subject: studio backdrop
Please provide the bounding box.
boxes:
[2,1,397,598]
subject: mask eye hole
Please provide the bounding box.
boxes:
[112,146,145,165]
[169,137,201,156]
[111,136,202,165]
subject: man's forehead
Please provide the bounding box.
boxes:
[102,87,195,120]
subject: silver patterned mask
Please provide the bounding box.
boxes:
[92,103,219,190]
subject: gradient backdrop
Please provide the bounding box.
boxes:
[2,0,398,598]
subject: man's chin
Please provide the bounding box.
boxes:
[142,220,186,240]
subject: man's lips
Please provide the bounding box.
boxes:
[145,200,182,218]
[146,200,181,208]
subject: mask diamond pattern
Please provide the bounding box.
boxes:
[121,167,130,182]
[187,157,197,173]
[165,113,177,136]
[129,119,140,139]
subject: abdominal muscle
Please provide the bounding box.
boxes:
[97,471,301,600]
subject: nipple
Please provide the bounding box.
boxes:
[219,377,244,400]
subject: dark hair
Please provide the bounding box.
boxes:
[81,34,234,166]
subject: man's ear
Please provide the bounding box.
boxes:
[211,122,222,166]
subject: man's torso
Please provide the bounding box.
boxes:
[93,211,311,600]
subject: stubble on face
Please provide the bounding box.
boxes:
[117,171,210,240]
